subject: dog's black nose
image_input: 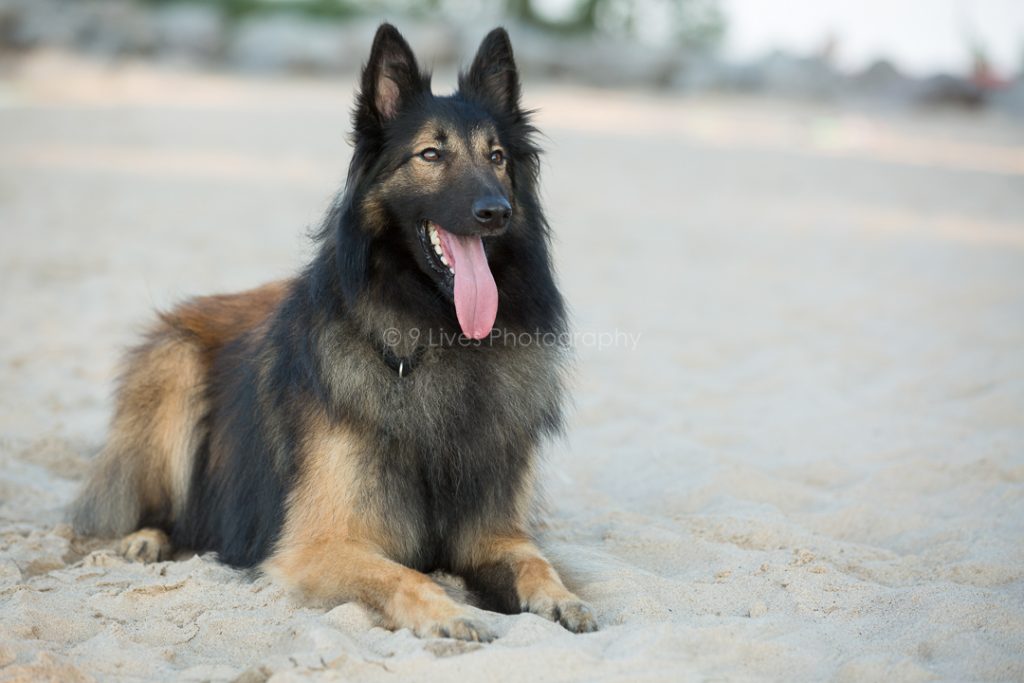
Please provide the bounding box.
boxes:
[473,196,512,229]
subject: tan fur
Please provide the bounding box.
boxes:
[466,534,596,632]
[77,326,207,526]
[479,536,572,602]
[359,190,390,236]
[132,281,288,512]
[288,442,596,634]
[403,120,510,192]
[438,460,595,633]
[264,413,494,640]
[269,413,366,559]
[162,280,288,359]
[411,124,446,153]
[119,528,172,563]
[71,281,290,541]
[268,540,487,639]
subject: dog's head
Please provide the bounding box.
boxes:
[334,24,548,340]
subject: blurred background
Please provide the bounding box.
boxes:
[1,2,1023,680]
[1,0,1023,107]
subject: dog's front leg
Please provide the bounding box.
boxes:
[462,534,598,633]
[265,540,494,642]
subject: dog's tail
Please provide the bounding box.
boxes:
[69,324,208,538]
[69,442,145,537]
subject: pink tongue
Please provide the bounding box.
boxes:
[439,229,498,339]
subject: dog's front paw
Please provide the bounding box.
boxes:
[117,528,172,563]
[554,599,599,633]
[523,592,598,633]
[421,615,496,642]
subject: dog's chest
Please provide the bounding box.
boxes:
[365,345,563,564]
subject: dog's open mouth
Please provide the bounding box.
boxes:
[419,220,499,340]
[421,221,455,278]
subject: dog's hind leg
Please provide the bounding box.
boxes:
[70,323,207,545]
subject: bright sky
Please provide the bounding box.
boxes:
[720,0,1024,76]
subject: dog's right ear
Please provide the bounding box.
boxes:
[356,24,422,129]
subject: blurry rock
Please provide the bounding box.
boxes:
[81,0,157,56]
[673,50,843,98]
[989,78,1024,118]
[393,20,460,66]
[66,0,157,57]
[756,50,840,99]
[1,0,156,56]
[332,18,462,75]
[0,0,1018,117]
[849,59,919,102]
[582,42,681,88]
[507,26,682,88]
[916,73,986,108]
[495,25,563,78]
[225,16,458,75]
[0,0,79,50]
[0,0,22,48]
[748,601,768,618]
[672,56,765,92]
[227,15,350,73]
[152,3,224,63]
[232,666,272,683]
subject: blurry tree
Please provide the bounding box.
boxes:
[506,0,724,50]
[142,0,724,51]
[141,0,362,20]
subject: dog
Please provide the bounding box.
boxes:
[69,24,597,641]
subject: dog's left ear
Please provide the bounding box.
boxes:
[357,23,423,128]
[461,28,521,115]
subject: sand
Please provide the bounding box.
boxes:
[1,54,1022,682]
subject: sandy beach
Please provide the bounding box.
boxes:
[1,55,1023,681]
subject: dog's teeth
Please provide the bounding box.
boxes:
[430,231,440,246]
[434,244,443,256]
[440,254,449,266]
[447,266,454,274]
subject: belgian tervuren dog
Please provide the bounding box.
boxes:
[70,23,596,642]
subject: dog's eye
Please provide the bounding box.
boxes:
[420,148,441,162]
[489,150,505,165]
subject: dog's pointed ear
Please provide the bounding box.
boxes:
[357,24,422,127]
[461,27,521,115]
